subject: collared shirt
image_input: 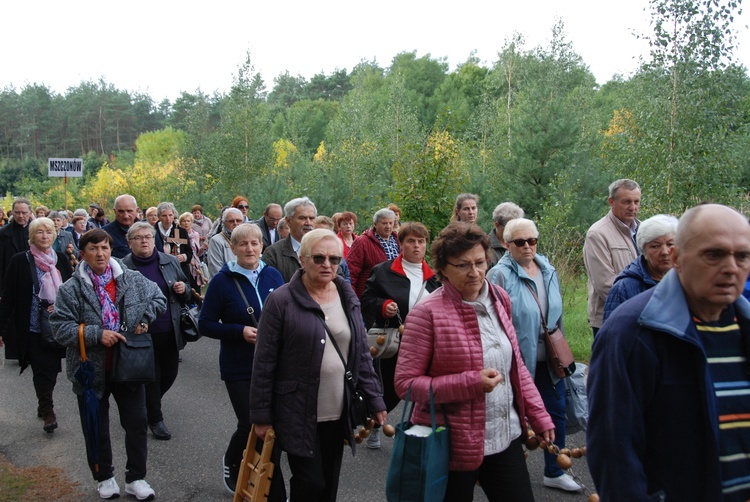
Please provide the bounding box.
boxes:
[614,216,639,252]
[291,236,302,257]
[228,260,266,308]
[375,234,400,260]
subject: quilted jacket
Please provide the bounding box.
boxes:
[347,228,399,298]
[394,279,553,471]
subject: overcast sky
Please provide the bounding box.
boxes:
[4,0,749,103]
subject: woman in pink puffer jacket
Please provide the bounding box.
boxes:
[395,222,554,502]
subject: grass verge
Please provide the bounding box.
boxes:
[0,453,80,501]
[561,273,594,364]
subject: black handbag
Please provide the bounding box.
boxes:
[28,252,63,349]
[180,305,201,342]
[110,298,155,384]
[320,318,370,427]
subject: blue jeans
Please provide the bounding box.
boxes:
[535,362,567,478]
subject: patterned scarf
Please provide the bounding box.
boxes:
[85,262,119,331]
[30,244,63,302]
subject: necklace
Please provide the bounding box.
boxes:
[309,283,335,319]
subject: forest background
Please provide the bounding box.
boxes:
[1,0,748,343]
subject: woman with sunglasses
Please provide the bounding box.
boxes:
[231,196,251,223]
[199,223,285,497]
[250,229,386,502]
[395,221,554,501]
[487,218,581,493]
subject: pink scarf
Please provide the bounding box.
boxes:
[30,244,62,303]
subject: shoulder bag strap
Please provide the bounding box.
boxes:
[232,278,258,326]
[524,280,548,328]
[27,251,41,296]
[118,296,128,331]
[415,280,428,304]
[318,316,358,392]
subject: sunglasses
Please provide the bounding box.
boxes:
[237,204,249,209]
[510,238,538,247]
[310,254,342,265]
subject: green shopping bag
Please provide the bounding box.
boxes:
[386,385,450,502]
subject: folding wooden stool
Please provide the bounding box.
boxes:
[233,425,277,502]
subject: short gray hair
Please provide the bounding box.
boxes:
[608,179,640,199]
[299,229,343,258]
[73,208,88,218]
[503,218,539,243]
[492,202,525,225]
[127,221,156,240]
[230,223,263,245]
[284,197,317,219]
[157,202,177,217]
[636,214,678,253]
[223,208,242,222]
[47,210,62,220]
[372,208,396,224]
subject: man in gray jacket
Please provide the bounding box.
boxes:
[583,179,641,335]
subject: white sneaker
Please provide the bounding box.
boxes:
[543,473,582,492]
[125,479,155,500]
[97,477,120,499]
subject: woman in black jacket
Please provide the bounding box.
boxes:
[0,217,72,433]
[360,222,440,448]
[153,202,193,291]
[122,221,191,441]
[250,229,386,502]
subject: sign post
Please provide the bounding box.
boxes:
[48,158,83,210]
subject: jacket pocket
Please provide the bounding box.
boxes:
[274,380,298,394]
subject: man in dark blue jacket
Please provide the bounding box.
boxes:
[589,204,750,501]
[102,194,139,258]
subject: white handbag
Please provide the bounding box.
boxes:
[367,312,404,359]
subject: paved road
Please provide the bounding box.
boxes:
[0,339,593,501]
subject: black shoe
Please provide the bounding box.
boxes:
[222,455,236,495]
[149,421,171,440]
[43,415,58,433]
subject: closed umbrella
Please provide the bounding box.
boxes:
[74,323,100,473]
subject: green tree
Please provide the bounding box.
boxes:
[387,51,448,127]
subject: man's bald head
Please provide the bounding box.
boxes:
[672,204,750,321]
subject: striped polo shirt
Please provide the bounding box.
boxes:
[695,305,750,500]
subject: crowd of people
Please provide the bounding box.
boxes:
[0,183,749,501]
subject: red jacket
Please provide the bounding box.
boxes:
[347,228,399,298]
[394,280,553,471]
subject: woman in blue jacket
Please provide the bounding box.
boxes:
[603,214,677,322]
[488,218,581,493]
[198,223,284,497]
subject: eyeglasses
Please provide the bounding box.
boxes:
[309,254,342,265]
[237,205,249,210]
[510,238,538,247]
[701,249,750,267]
[129,235,154,242]
[225,219,244,224]
[446,260,488,272]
